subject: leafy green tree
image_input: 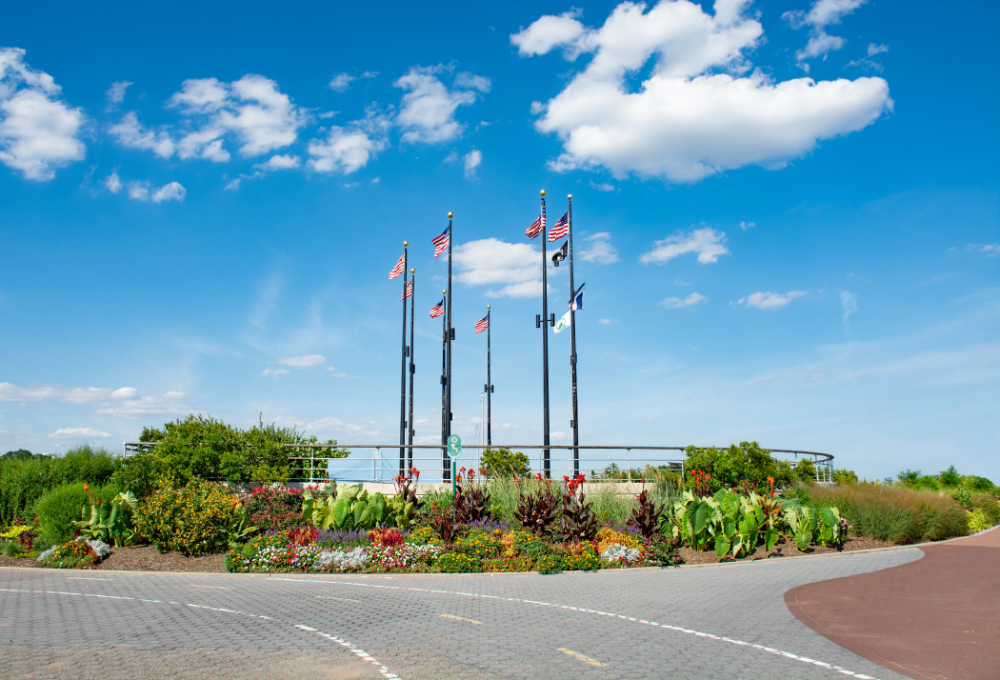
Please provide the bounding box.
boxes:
[481,448,530,478]
[3,449,34,459]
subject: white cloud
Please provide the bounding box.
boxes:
[784,0,867,66]
[977,244,999,257]
[511,9,587,57]
[640,227,728,265]
[847,42,889,72]
[453,238,540,287]
[0,382,188,419]
[110,387,137,399]
[48,427,111,439]
[0,47,86,180]
[739,220,755,231]
[515,1,891,183]
[163,391,185,399]
[589,181,618,192]
[808,372,825,381]
[149,74,307,161]
[94,394,190,418]
[308,109,389,174]
[463,148,481,179]
[580,232,620,264]
[329,73,356,92]
[0,382,130,403]
[255,153,300,171]
[484,281,551,299]
[108,112,176,159]
[660,292,707,309]
[598,318,613,324]
[643,413,662,421]
[104,169,122,193]
[277,354,326,368]
[841,290,858,321]
[736,290,807,309]
[261,368,289,378]
[394,66,488,144]
[105,80,132,108]
[867,43,889,56]
[126,180,186,203]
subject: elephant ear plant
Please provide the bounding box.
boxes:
[301,483,391,530]
[72,487,139,547]
[782,504,844,550]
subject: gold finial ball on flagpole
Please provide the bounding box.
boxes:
[487,305,491,309]
[403,241,409,247]
[443,289,447,295]
[567,194,572,200]
[540,189,546,197]
[447,211,454,219]
[410,268,415,273]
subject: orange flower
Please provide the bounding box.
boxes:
[83,483,89,491]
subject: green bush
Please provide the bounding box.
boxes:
[684,442,796,491]
[437,551,482,573]
[34,483,120,546]
[833,468,859,484]
[481,448,531,478]
[971,494,1000,525]
[0,446,117,525]
[534,553,564,574]
[133,478,236,556]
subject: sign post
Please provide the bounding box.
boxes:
[447,435,462,497]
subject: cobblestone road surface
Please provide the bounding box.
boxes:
[1,548,923,680]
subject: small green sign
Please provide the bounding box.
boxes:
[447,434,462,459]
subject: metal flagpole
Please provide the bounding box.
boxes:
[486,306,492,448]
[537,190,552,478]
[445,210,454,482]
[399,242,408,475]
[407,268,416,470]
[440,289,448,482]
[567,195,580,478]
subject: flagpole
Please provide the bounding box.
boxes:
[486,305,492,448]
[399,242,408,475]
[407,268,416,470]
[445,211,454,483]
[440,289,448,482]
[567,195,580,478]
[539,190,552,478]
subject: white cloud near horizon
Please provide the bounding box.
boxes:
[48,427,111,439]
[736,290,807,309]
[394,66,489,144]
[0,382,188,420]
[784,0,867,67]
[640,228,729,264]
[660,292,707,309]
[513,0,892,182]
[277,354,326,368]
[0,47,86,180]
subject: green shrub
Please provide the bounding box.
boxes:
[833,468,859,485]
[437,551,482,573]
[0,446,117,525]
[966,509,989,533]
[971,494,1000,525]
[1,539,20,557]
[133,478,235,556]
[799,484,968,543]
[455,530,503,560]
[34,483,119,546]
[481,448,530,478]
[534,553,563,574]
[684,442,796,491]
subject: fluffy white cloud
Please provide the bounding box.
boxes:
[589,181,617,192]
[452,238,556,298]
[95,392,188,418]
[105,80,132,108]
[841,290,858,321]
[110,387,137,399]
[515,0,891,182]
[484,281,552,299]
[580,232,620,264]
[784,0,867,66]
[127,180,185,203]
[463,149,481,179]
[255,153,300,171]
[48,427,111,439]
[641,228,728,264]
[108,112,176,159]
[0,47,85,181]
[261,368,289,378]
[660,292,707,309]
[511,10,588,57]
[394,66,489,144]
[739,220,755,231]
[0,382,186,419]
[277,354,326,368]
[104,169,122,193]
[329,73,356,92]
[308,109,389,175]
[0,382,128,403]
[736,290,807,309]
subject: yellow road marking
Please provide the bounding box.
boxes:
[558,648,606,667]
[317,595,362,603]
[187,585,231,590]
[440,614,482,625]
[66,577,111,581]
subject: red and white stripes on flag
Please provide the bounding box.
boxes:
[525,214,545,239]
[400,280,413,301]
[475,313,489,334]
[429,299,445,318]
[548,212,569,242]
[432,227,450,257]
[389,253,405,279]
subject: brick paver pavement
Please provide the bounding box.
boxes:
[1,548,923,680]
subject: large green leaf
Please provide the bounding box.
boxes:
[714,535,731,558]
[332,498,350,528]
[764,527,780,551]
[693,501,712,536]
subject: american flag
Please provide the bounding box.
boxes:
[429,299,445,318]
[400,280,413,301]
[475,313,489,334]
[389,253,405,279]
[548,212,569,242]
[525,214,545,239]
[432,227,450,257]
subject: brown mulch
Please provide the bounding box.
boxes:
[675,535,896,565]
[0,545,226,572]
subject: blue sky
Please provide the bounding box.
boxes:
[1,0,997,481]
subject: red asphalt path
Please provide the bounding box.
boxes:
[785,526,999,680]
